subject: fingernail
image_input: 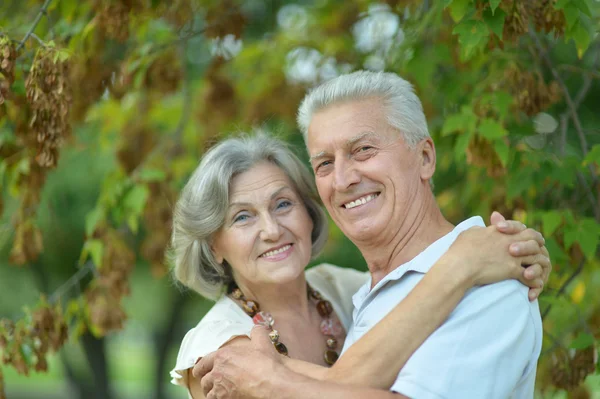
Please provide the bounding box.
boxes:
[498,222,508,229]
[511,243,520,254]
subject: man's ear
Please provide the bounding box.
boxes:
[419,138,436,181]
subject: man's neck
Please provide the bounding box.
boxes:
[360,194,454,288]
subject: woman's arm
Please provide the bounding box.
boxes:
[189,336,252,399]
[282,220,550,389]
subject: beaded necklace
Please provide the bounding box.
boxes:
[228,283,343,366]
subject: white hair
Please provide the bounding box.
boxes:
[297,70,430,146]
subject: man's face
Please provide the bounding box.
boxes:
[306,97,433,245]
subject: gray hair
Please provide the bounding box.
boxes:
[297,70,430,147]
[170,132,329,300]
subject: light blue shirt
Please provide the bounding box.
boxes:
[341,217,543,399]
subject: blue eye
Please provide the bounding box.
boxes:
[277,200,292,209]
[233,214,249,223]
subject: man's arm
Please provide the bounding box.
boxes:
[197,344,409,399]
[271,367,409,399]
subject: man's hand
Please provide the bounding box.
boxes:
[192,325,287,399]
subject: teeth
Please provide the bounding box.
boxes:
[261,245,291,257]
[344,194,378,209]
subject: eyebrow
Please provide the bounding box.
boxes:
[309,131,381,162]
[228,186,293,209]
[346,131,380,146]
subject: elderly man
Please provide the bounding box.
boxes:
[194,71,545,398]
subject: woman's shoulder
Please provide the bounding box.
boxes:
[307,263,369,287]
[170,296,253,388]
[306,263,370,330]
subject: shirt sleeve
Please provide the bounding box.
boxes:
[390,280,541,399]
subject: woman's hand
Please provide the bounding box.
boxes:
[491,212,552,301]
[445,214,551,301]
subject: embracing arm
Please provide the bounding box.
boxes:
[282,253,472,388]
[270,367,408,399]
[282,220,549,390]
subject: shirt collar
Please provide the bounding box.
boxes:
[352,216,486,308]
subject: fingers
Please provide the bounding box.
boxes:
[193,352,215,379]
[509,240,542,257]
[520,253,551,275]
[523,263,543,280]
[201,372,215,397]
[539,246,552,284]
[494,220,527,234]
[516,265,544,289]
[251,324,276,352]
[528,287,542,302]
[490,211,506,226]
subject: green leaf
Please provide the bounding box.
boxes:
[138,168,166,182]
[572,0,592,16]
[80,239,104,267]
[483,7,506,38]
[493,139,509,167]
[507,169,533,200]
[492,91,513,121]
[447,0,473,22]
[555,0,571,9]
[570,333,595,349]
[453,19,489,60]
[489,0,502,14]
[542,211,562,236]
[544,237,570,265]
[85,207,105,237]
[127,214,140,234]
[563,3,580,29]
[454,131,473,162]
[442,106,477,136]
[580,219,600,259]
[583,144,600,166]
[123,184,149,215]
[479,118,508,140]
[564,218,600,259]
[570,21,591,58]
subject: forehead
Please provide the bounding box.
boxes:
[229,162,294,201]
[306,97,394,154]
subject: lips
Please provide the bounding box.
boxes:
[259,244,292,258]
[342,193,379,209]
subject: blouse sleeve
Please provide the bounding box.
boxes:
[170,318,252,389]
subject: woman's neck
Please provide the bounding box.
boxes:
[232,274,312,322]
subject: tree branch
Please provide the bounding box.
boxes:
[48,261,96,305]
[16,0,54,51]
[28,33,48,48]
[529,31,589,157]
[542,258,585,320]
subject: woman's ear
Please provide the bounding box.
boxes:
[210,242,224,264]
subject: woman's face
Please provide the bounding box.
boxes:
[211,162,315,288]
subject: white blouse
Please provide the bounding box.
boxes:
[170,263,368,395]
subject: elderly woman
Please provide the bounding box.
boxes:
[170,133,550,398]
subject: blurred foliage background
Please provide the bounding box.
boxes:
[0,0,599,398]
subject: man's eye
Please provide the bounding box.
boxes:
[358,146,373,152]
[316,160,332,170]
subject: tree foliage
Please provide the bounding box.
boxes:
[1,0,599,397]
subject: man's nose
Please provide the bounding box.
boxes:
[259,214,282,241]
[333,158,360,192]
